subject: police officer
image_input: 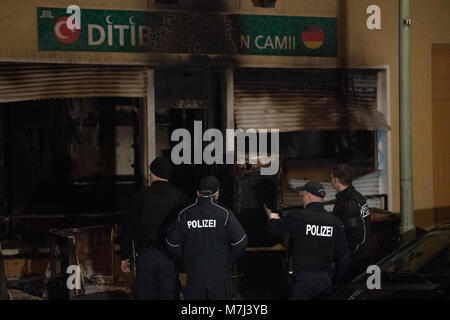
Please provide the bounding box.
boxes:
[165,176,248,300]
[120,157,188,300]
[266,181,350,300]
[331,164,371,282]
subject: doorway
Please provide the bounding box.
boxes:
[154,68,224,200]
[432,45,450,225]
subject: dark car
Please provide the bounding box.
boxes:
[330,224,450,300]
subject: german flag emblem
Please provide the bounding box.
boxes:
[301,24,325,50]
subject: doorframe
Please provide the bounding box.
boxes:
[142,68,156,186]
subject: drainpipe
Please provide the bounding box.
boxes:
[399,0,416,242]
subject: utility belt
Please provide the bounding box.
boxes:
[293,264,332,274]
[289,267,334,297]
[292,271,330,282]
[290,263,333,283]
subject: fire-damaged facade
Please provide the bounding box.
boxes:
[0,0,449,300]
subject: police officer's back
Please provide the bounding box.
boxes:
[267,182,350,300]
[120,157,188,300]
[166,176,248,300]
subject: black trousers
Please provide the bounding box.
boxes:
[290,271,331,300]
[184,278,232,300]
[131,247,177,300]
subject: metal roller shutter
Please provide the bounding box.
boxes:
[0,63,147,103]
[234,68,389,132]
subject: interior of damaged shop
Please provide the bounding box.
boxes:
[0,66,399,300]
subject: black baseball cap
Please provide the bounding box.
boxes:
[199,176,220,197]
[296,181,326,198]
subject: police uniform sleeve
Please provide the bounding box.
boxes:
[226,212,248,259]
[333,218,351,279]
[120,193,141,261]
[267,211,295,237]
[342,199,366,253]
[165,216,186,259]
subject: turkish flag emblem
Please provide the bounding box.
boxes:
[54,16,80,44]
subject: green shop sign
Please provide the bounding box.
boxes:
[37,7,337,57]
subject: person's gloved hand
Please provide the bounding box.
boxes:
[263,204,280,220]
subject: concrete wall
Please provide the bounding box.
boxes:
[1,0,450,228]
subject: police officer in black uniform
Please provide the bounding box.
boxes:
[266,181,350,300]
[331,164,371,283]
[165,176,248,300]
[120,157,189,300]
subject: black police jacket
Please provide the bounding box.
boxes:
[333,186,371,264]
[165,196,248,281]
[268,202,350,278]
[120,181,189,260]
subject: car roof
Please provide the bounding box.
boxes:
[371,223,450,269]
[432,223,450,232]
